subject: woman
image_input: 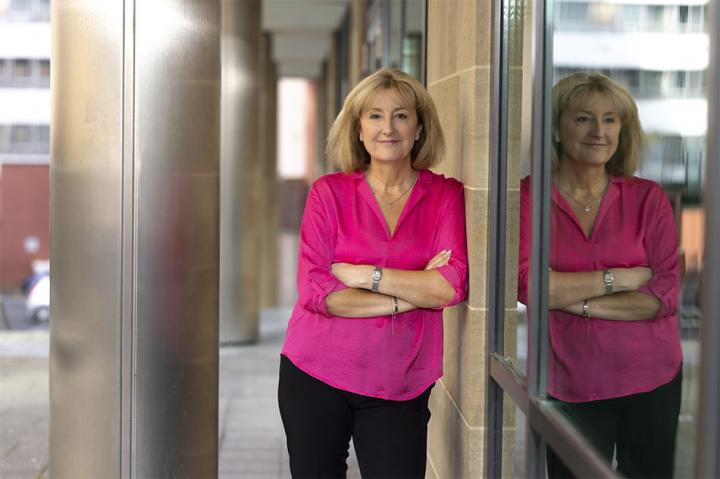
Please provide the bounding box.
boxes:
[519,72,682,478]
[279,68,468,478]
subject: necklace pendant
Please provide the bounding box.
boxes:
[584,205,591,213]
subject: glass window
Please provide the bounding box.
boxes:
[0,125,9,153]
[0,59,8,86]
[363,0,425,83]
[488,0,718,475]
[618,5,642,32]
[557,2,588,25]
[12,0,30,12]
[39,59,50,87]
[403,0,425,82]
[547,1,707,477]
[11,125,31,144]
[39,59,50,78]
[14,59,31,77]
[38,125,49,143]
[679,6,689,26]
[13,59,31,87]
[646,5,667,32]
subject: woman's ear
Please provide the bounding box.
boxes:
[553,128,560,143]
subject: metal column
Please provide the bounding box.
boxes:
[697,0,720,476]
[219,0,262,344]
[50,1,221,477]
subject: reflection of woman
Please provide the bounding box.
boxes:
[519,73,681,478]
[279,69,468,478]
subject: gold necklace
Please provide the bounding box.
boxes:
[366,173,417,210]
[555,177,608,214]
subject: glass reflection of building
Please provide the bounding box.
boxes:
[553,0,708,201]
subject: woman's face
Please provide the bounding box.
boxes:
[358,89,422,167]
[555,92,622,170]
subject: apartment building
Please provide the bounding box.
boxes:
[0,0,51,289]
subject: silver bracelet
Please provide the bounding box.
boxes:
[582,299,590,319]
[391,296,398,335]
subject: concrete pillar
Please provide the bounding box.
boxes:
[50,1,220,477]
[219,0,262,343]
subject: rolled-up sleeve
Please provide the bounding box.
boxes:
[434,185,469,307]
[517,177,530,305]
[636,187,680,319]
[296,183,346,317]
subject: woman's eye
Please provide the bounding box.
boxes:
[369,113,382,120]
[395,112,408,119]
[604,117,617,123]
[576,116,590,122]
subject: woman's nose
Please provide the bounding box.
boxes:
[381,118,394,134]
[589,119,603,136]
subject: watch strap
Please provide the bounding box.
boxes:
[371,266,382,292]
[603,269,614,295]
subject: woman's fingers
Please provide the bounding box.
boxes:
[425,250,451,270]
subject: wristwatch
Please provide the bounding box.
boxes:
[602,269,614,295]
[371,266,383,292]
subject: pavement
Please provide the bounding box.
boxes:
[0,308,361,479]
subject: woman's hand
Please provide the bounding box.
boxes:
[425,250,451,270]
[610,267,652,292]
[331,263,373,289]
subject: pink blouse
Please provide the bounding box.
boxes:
[519,175,682,402]
[282,169,468,401]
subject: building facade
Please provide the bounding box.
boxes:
[0,0,51,289]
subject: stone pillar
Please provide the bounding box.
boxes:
[50,1,221,477]
[425,0,507,477]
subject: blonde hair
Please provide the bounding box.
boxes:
[552,72,645,176]
[326,68,445,173]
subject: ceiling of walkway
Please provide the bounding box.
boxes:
[262,0,351,78]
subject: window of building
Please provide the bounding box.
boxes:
[11,0,31,12]
[679,5,689,26]
[557,2,589,28]
[12,59,31,87]
[617,5,642,32]
[39,59,50,87]
[11,125,31,144]
[0,59,8,86]
[646,5,667,32]
[0,125,9,153]
[363,0,426,83]
[38,125,49,145]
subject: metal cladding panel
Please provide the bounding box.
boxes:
[219,0,261,343]
[50,1,124,477]
[134,1,221,477]
[51,1,221,477]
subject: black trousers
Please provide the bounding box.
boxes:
[278,355,432,479]
[547,367,682,479]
